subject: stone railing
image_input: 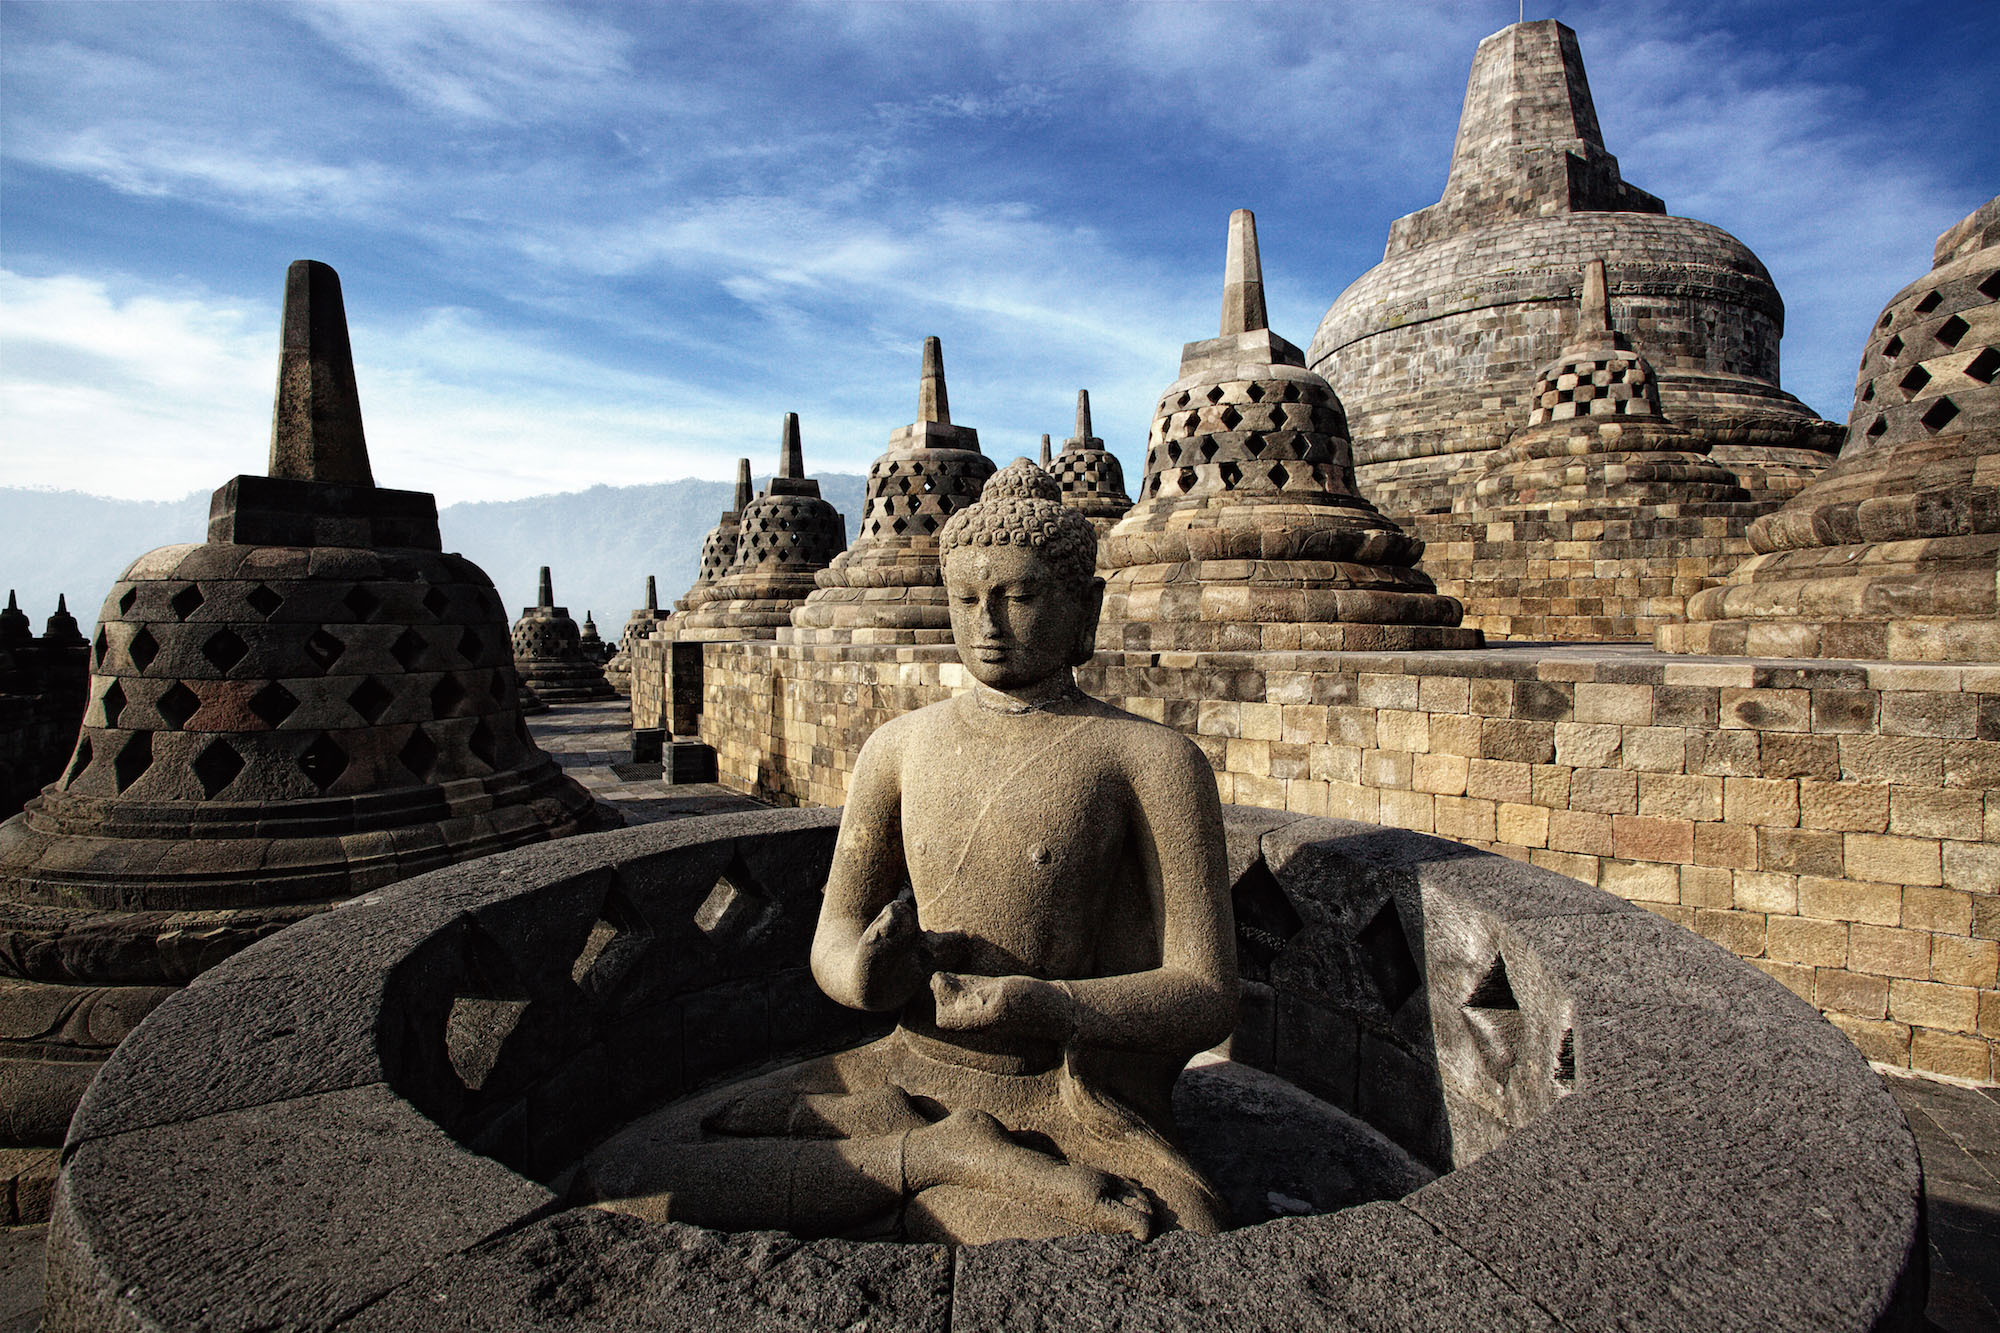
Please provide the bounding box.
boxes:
[48,807,1922,1330]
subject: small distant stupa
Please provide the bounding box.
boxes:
[1047,390,1133,534]
[511,566,615,701]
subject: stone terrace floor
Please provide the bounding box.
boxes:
[0,697,1991,1329]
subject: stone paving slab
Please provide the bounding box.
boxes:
[527,698,765,826]
[1884,1072,2000,1333]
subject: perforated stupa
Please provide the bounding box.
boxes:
[511,567,615,701]
[1048,390,1133,533]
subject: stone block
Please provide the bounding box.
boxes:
[1619,727,1686,773]
[1849,926,1932,980]
[1816,969,1889,1020]
[1466,759,1531,804]
[1758,734,1841,781]
[1810,690,1879,734]
[1378,788,1435,833]
[1766,916,1847,969]
[1731,871,1797,915]
[1723,777,1798,828]
[1902,886,1973,935]
[1430,714,1484,757]
[1757,828,1844,878]
[1548,810,1612,858]
[1720,688,1811,733]
[1929,936,1999,989]
[1636,773,1720,821]
[1597,860,1678,904]
[1496,803,1550,849]
[1839,736,1942,785]
[1612,815,1693,865]
[1943,840,2000,892]
[1686,730,1760,777]
[1879,692,1978,739]
[1554,722,1621,769]
[1888,979,1980,1033]
[1825,1014,1911,1065]
[1482,720,1555,765]
[1434,795,1497,844]
[1413,753,1470,796]
[1844,835,1942,887]
[1796,875,1902,928]
[1799,781,1889,833]
[1693,822,1757,871]
[1574,683,1652,726]
[1909,1028,1993,1082]
[1750,959,1815,1003]
[1569,767,1637,814]
[1694,909,1766,958]
[1887,787,1985,840]
[1378,710,1431,754]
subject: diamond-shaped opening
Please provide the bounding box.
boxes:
[168,584,205,621]
[1164,441,1182,464]
[1865,415,1888,438]
[1269,404,1288,429]
[1920,396,1960,433]
[1914,289,1942,314]
[1356,899,1421,1012]
[1934,314,1969,349]
[100,680,127,728]
[297,733,349,791]
[468,718,499,770]
[1243,434,1266,457]
[1198,439,1220,462]
[1464,954,1519,1010]
[431,675,468,717]
[1217,460,1242,489]
[1218,405,1241,430]
[1243,381,1264,402]
[457,627,483,661]
[1878,310,1895,329]
[1231,858,1301,984]
[421,587,450,619]
[113,731,153,792]
[1882,334,1904,359]
[1965,346,1999,385]
[1554,1028,1576,1088]
[891,516,909,534]
[93,627,107,666]
[1280,382,1300,402]
[1177,467,1197,493]
[190,738,244,797]
[117,587,139,615]
[399,727,440,780]
[63,738,92,786]
[248,680,298,728]
[1979,270,2000,301]
[1205,386,1224,404]
[390,627,428,672]
[128,627,159,672]
[303,629,345,672]
[1860,382,1875,402]
[201,628,248,673]
[156,681,200,730]
[343,585,381,621]
[1898,364,1932,398]
[245,583,284,619]
[1268,461,1291,488]
[348,676,395,724]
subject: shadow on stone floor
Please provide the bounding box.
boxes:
[1884,1073,2000,1333]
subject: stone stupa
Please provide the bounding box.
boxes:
[1097,211,1480,653]
[1310,20,1839,521]
[0,261,603,1188]
[603,576,671,696]
[676,413,849,640]
[1663,195,2000,661]
[1416,260,1768,640]
[676,460,753,613]
[511,567,615,702]
[786,337,994,645]
[1048,390,1134,534]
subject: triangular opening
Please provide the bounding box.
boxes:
[1465,954,1519,1011]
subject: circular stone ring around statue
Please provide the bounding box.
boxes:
[46,808,1925,1331]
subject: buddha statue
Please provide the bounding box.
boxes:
[575,459,1238,1245]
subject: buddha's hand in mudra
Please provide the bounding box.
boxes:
[931,971,1076,1041]
[850,898,975,1011]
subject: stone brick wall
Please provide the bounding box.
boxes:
[701,640,2000,1083]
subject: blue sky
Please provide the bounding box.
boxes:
[3,0,1994,504]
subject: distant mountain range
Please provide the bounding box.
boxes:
[0,476,870,637]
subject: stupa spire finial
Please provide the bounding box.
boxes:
[1075,390,1094,441]
[538,566,554,609]
[268,260,373,487]
[56,594,67,613]
[733,459,753,512]
[645,576,658,612]
[918,336,951,425]
[779,413,805,480]
[1039,434,1052,467]
[1221,210,1269,336]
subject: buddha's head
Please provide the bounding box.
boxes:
[939,459,1103,691]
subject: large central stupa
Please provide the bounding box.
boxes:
[1309,19,1839,521]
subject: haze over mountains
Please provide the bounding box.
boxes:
[0,475,869,638]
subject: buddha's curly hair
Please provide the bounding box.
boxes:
[939,458,1098,589]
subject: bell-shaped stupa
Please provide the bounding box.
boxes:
[1663,196,2000,661]
[786,337,994,644]
[603,576,671,696]
[1097,211,1479,653]
[1311,20,1839,522]
[0,261,603,1167]
[676,461,753,613]
[1416,260,1767,640]
[1048,390,1133,533]
[678,414,849,640]
[511,566,615,701]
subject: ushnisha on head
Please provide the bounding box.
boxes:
[938,458,1103,690]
